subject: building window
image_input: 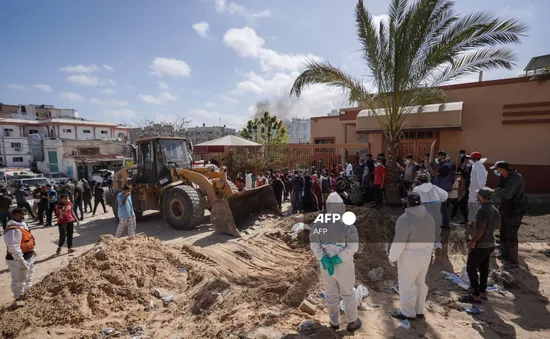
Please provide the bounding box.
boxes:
[12,157,24,163]
[314,139,334,144]
[118,133,125,138]
[78,148,100,156]
[21,106,26,113]
[63,128,72,133]
[11,142,22,148]
[83,129,91,134]
[4,128,13,137]
[101,131,108,134]
[403,131,433,139]
[29,129,39,134]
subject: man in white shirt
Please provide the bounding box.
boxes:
[345,161,353,177]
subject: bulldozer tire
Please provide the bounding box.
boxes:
[162,185,203,230]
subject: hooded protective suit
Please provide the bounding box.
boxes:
[468,158,488,222]
[389,205,435,318]
[310,193,359,327]
[244,173,253,190]
[412,182,448,248]
[4,219,35,300]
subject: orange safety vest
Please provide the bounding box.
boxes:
[6,225,36,254]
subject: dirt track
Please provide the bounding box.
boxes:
[0,202,549,338]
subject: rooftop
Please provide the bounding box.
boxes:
[524,54,550,72]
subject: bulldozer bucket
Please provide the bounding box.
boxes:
[210,199,242,237]
[228,185,281,223]
[209,186,280,238]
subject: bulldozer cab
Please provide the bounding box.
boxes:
[134,137,192,186]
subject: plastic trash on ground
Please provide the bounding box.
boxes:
[102,328,115,334]
[460,304,482,314]
[291,223,311,240]
[459,267,471,285]
[441,270,469,290]
[161,296,174,306]
[339,284,369,311]
[298,319,317,331]
[399,319,411,329]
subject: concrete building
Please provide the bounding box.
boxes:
[283,118,310,144]
[310,76,550,193]
[38,139,131,180]
[0,103,131,169]
[184,124,237,145]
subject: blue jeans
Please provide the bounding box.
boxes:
[291,190,303,213]
[0,211,12,231]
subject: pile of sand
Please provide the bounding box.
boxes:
[0,235,192,338]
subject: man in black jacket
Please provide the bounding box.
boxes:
[492,161,526,269]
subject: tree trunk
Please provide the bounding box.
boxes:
[385,137,402,206]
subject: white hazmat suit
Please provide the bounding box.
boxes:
[468,158,488,222]
[389,205,435,318]
[4,220,35,300]
[412,182,448,248]
[310,193,359,327]
[244,173,253,190]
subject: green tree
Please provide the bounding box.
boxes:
[290,0,526,204]
[240,111,288,145]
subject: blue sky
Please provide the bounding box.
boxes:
[0,0,547,130]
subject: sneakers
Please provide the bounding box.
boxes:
[346,318,362,333]
[329,323,339,331]
[416,314,425,320]
[68,248,76,254]
[56,247,61,255]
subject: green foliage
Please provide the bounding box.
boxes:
[290,0,526,203]
[240,111,288,145]
[125,160,134,167]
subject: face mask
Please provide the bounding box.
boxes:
[435,158,440,165]
[466,163,472,168]
[460,154,465,158]
[494,170,501,176]
[468,159,474,164]
[405,160,410,165]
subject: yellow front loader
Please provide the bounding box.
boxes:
[106,137,279,237]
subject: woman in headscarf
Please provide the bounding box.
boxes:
[235,172,245,192]
[311,174,323,211]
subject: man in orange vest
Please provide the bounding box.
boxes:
[3,208,36,301]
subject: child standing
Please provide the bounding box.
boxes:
[56,193,80,255]
[4,208,35,301]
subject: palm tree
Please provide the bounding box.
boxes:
[290,0,527,204]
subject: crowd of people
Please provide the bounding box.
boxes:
[308,149,527,328]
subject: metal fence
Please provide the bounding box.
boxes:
[194,144,370,179]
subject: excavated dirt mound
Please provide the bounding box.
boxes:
[0,232,318,339]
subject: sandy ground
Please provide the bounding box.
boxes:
[0,202,549,339]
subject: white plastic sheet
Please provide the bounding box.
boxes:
[339,283,369,311]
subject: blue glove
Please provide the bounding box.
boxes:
[320,254,343,276]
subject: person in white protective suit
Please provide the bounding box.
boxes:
[466,152,488,224]
[244,171,253,191]
[389,193,435,320]
[412,173,448,250]
[3,208,36,301]
[309,192,362,332]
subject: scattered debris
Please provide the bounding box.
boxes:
[441,270,470,290]
[161,295,174,306]
[102,328,116,335]
[489,269,515,287]
[340,284,369,311]
[399,319,411,329]
[299,299,317,315]
[460,304,482,315]
[367,267,385,282]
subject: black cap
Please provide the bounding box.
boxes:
[490,161,511,171]
[123,185,131,190]
[406,154,413,159]
[407,193,422,207]
[476,187,494,198]
[436,150,447,156]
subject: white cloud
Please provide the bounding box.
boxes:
[102,88,116,95]
[7,84,28,91]
[103,64,115,71]
[187,108,245,129]
[150,57,191,78]
[138,91,177,105]
[67,74,116,87]
[205,102,216,107]
[60,64,101,73]
[221,95,239,103]
[214,0,270,22]
[157,81,169,90]
[105,108,136,117]
[223,27,320,72]
[59,92,84,103]
[34,84,53,92]
[231,71,348,119]
[192,22,210,38]
[89,98,129,107]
